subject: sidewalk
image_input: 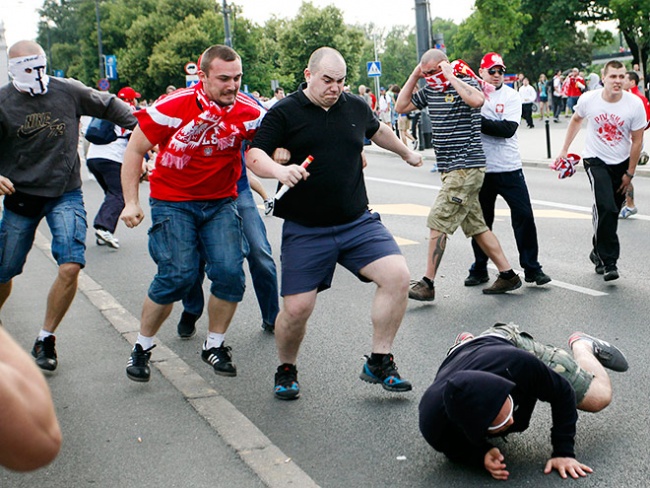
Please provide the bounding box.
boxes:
[368,118,650,177]
[0,233,317,487]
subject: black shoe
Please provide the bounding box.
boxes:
[126,344,156,382]
[524,270,552,285]
[261,321,275,334]
[603,265,619,282]
[360,354,412,392]
[177,311,199,339]
[589,250,605,275]
[274,363,300,400]
[464,272,489,286]
[201,343,237,377]
[569,332,628,372]
[32,336,58,372]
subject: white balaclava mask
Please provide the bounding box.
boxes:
[9,53,50,96]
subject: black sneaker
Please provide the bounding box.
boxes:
[569,332,628,372]
[201,343,237,377]
[126,344,156,382]
[177,311,199,339]
[464,272,489,286]
[261,321,275,334]
[32,336,57,372]
[360,354,412,392]
[524,270,552,285]
[274,363,300,400]
[603,265,619,282]
[589,250,605,275]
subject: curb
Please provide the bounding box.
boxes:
[33,231,320,488]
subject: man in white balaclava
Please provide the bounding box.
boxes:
[0,40,137,374]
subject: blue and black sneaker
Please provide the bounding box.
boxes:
[360,353,412,392]
[274,363,300,400]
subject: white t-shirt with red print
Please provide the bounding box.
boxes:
[575,89,646,165]
[136,87,264,201]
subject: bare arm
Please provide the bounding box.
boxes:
[246,148,309,187]
[370,123,423,167]
[439,61,484,108]
[395,64,421,114]
[557,113,585,159]
[120,125,154,229]
[0,327,62,471]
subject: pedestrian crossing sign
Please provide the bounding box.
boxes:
[367,61,382,77]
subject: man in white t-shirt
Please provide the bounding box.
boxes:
[557,60,646,281]
[465,53,551,287]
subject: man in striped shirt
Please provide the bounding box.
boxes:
[395,49,521,301]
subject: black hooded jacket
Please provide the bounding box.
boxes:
[419,335,577,466]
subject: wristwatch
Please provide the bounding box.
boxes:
[625,171,634,179]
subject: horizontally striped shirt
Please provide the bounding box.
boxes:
[411,77,486,173]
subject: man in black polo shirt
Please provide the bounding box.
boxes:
[248,46,422,400]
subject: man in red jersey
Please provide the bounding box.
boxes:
[119,45,306,383]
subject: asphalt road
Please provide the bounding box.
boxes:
[3,143,649,487]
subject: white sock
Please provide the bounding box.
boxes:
[38,330,54,340]
[136,333,155,350]
[204,333,225,350]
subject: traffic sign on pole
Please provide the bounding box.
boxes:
[98,78,110,91]
[367,61,382,77]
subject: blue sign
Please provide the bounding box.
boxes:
[98,78,110,91]
[367,61,381,77]
[105,55,118,80]
[53,69,65,78]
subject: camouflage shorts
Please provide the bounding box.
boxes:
[481,323,594,404]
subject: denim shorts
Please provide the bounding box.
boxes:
[280,210,402,296]
[0,188,87,283]
[427,168,489,237]
[147,197,245,304]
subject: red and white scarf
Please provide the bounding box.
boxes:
[161,80,234,169]
[424,59,495,98]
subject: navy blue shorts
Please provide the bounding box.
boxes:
[280,211,402,296]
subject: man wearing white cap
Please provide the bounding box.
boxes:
[0,40,136,372]
[465,53,551,288]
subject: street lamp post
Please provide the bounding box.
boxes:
[222,0,232,48]
[94,0,105,81]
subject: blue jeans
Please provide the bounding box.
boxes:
[182,188,279,326]
[0,189,86,282]
[147,197,245,305]
[567,96,580,114]
[469,170,542,277]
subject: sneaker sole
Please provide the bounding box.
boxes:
[525,275,552,285]
[201,357,237,377]
[177,329,197,340]
[96,237,120,249]
[359,371,412,392]
[603,271,619,281]
[126,372,150,382]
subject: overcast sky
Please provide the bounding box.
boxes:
[1,0,475,48]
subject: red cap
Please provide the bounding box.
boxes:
[117,87,141,100]
[480,52,506,70]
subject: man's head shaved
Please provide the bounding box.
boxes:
[307,47,346,74]
[420,49,448,66]
[8,40,45,59]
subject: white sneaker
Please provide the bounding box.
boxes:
[95,229,120,249]
[619,206,638,219]
[263,198,274,216]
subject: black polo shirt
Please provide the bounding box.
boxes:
[251,84,380,226]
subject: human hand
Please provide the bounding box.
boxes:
[272,147,291,165]
[0,175,15,196]
[484,447,509,480]
[404,151,423,167]
[276,163,309,189]
[543,457,593,479]
[439,61,454,80]
[120,202,145,228]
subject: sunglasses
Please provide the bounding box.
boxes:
[488,67,505,75]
